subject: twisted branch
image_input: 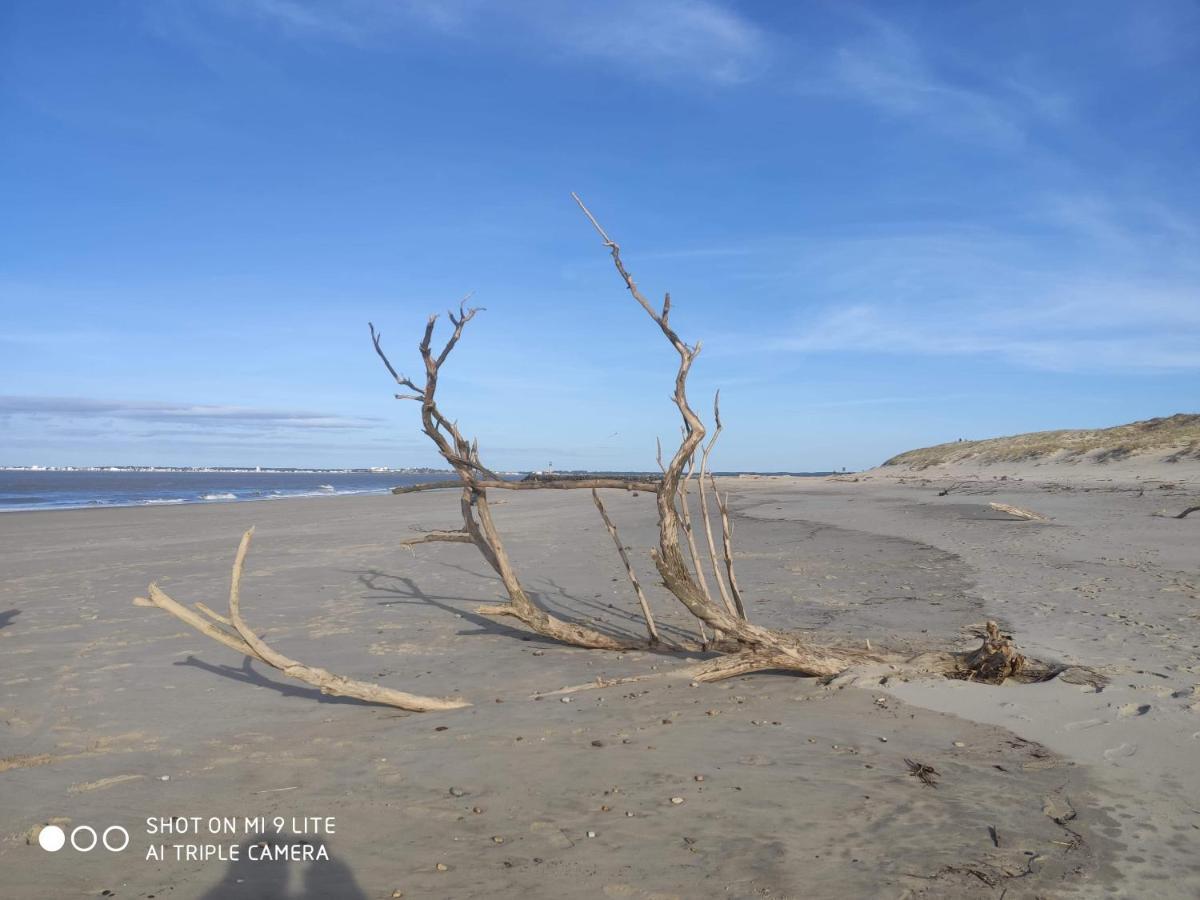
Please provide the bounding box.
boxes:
[136,529,469,711]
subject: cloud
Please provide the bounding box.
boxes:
[0,396,381,430]
[166,0,767,85]
[803,10,1080,150]
[769,257,1200,373]
[213,0,474,41]
[716,192,1200,374]
[823,17,1027,147]
[775,300,1200,373]
[539,1,768,85]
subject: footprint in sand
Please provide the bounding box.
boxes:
[737,754,774,766]
[1117,703,1151,718]
[1103,742,1137,761]
[1064,718,1107,731]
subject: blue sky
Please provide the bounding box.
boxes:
[1,1,1197,471]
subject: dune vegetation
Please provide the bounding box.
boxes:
[884,413,1200,469]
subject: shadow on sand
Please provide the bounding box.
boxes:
[199,836,367,899]
[358,566,700,646]
[174,656,395,709]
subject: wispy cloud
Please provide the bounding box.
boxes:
[0,396,381,430]
[165,0,767,85]
[824,17,1027,147]
[539,1,768,85]
[776,301,1200,373]
[720,190,1200,373]
[215,0,474,41]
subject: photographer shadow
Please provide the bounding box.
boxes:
[199,835,366,899]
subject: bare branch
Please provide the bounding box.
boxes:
[146,583,258,657]
[369,323,421,393]
[989,502,1048,521]
[138,529,469,711]
[715,483,747,620]
[194,601,233,627]
[574,193,731,640]
[571,192,683,343]
[697,391,738,617]
[399,530,474,548]
[392,478,660,495]
[435,295,481,369]
[377,300,649,653]
[678,453,715,606]
[591,489,659,645]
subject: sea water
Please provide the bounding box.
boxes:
[0,470,439,512]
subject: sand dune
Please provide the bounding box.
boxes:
[885,413,1199,468]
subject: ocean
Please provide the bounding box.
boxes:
[0,469,836,512]
[0,470,442,512]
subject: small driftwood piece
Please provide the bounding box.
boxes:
[136,529,469,712]
[957,621,1025,682]
[989,502,1048,521]
[399,529,473,548]
[1153,504,1200,519]
[905,758,940,787]
[937,480,971,496]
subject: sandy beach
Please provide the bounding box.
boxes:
[2,463,1198,898]
[7,0,1197,896]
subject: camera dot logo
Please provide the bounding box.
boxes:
[37,825,66,852]
[71,826,98,852]
[36,824,129,853]
[103,826,130,852]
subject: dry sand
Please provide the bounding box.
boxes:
[1,461,1197,898]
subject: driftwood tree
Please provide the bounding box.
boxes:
[136,196,1065,711]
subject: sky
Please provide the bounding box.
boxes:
[1,0,1197,471]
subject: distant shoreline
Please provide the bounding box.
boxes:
[0,469,842,513]
[0,466,455,474]
[0,466,839,476]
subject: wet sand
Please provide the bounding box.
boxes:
[1,465,1197,897]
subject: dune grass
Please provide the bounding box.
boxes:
[884,413,1200,469]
